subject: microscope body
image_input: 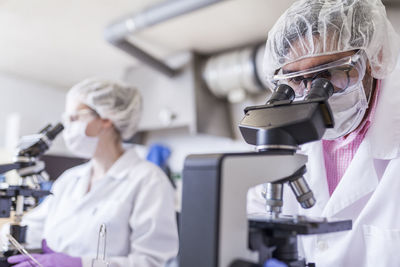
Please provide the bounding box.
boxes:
[180,151,307,267]
[180,151,351,267]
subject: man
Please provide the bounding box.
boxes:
[248,0,400,266]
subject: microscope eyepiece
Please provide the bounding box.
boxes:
[16,122,64,158]
[305,78,334,100]
[46,123,64,141]
[267,84,295,104]
[39,124,52,134]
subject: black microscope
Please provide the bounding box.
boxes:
[179,79,352,267]
[0,123,64,266]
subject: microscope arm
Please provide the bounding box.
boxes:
[0,163,22,175]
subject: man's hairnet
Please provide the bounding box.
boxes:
[263,0,400,89]
[66,78,142,140]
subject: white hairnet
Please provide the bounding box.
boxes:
[263,0,400,89]
[66,78,142,140]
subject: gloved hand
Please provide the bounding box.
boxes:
[264,258,288,267]
[8,239,82,267]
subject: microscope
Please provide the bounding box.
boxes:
[0,123,64,266]
[179,79,352,267]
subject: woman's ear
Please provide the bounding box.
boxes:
[102,119,114,129]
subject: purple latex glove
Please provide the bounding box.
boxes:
[8,239,82,267]
[264,258,288,267]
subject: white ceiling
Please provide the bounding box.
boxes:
[0,0,295,88]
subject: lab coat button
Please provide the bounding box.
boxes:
[317,241,329,251]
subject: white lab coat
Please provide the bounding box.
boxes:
[247,63,400,267]
[22,147,179,267]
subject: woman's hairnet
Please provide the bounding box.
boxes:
[66,78,142,140]
[263,0,400,89]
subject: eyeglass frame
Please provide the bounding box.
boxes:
[272,50,366,93]
[62,109,99,124]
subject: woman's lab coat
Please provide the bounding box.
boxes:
[23,147,179,267]
[247,63,400,267]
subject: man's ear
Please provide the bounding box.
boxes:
[366,61,372,75]
[363,62,374,103]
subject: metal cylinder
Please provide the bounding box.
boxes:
[305,78,334,100]
[14,195,24,224]
[10,224,27,244]
[288,176,316,209]
[263,182,284,215]
[202,45,267,103]
[266,84,295,104]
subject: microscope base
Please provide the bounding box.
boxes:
[0,250,18,267]
[0,258,9,267]
[248,214,351,266]
[0,248,42,267]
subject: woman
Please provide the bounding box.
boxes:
[8,79,179,267]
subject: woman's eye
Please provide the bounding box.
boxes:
[70,115,79,122]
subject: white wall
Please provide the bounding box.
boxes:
[0,73,68,159]
[142,94,266,173]
[144,127,254,173]
[387,7,400,33]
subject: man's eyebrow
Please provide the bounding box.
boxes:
[282,57,342,75]
[282,69,297,74]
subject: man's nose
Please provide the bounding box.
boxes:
[302,78,313,91]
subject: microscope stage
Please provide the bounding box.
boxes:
[248,213,352,235]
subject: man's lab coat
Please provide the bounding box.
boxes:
[22,147,179,267]
[247,64,400,267]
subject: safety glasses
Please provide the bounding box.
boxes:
[272,50,367,98]
[62,109,98,125]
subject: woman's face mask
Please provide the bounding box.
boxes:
[62,109,99,159]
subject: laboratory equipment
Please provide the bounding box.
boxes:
[6,234,43,267]
[92,224,109,267]
[0,123,64,265]
[179,79,352,266]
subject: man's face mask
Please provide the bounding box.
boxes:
[272,50,369,139]
[62,109,99,158]
[323,81,368,139]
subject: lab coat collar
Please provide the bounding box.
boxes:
[75,147,141,182]
[367,72,400,159]
[321,140,379,217]
[70,164,92,200]
[103,147,141,181]
[300,139,379,218]
[69,147,141,201]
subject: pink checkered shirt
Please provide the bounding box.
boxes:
[322,80,381,195]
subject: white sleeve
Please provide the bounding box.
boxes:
[81,168,179,267]
[21,194,53,248]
